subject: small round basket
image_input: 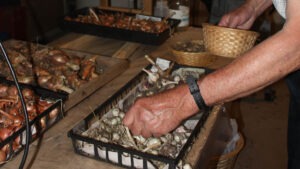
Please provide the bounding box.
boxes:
[208,133,245,169]
[202,23,259,58]
[171,40,217,67]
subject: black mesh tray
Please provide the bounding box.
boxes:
[0,77,67,164]
[61,7,180,45]
[68,65,210,169]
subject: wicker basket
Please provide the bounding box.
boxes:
[171,40,217,67]
[202,23,259,58]
[208,133,245,169]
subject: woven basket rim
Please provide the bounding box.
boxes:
[219,133,245,159]
[202,23,259,37]
[171,47,215,67]
[169,39,208,54]
[209,133,245,162]
[171,48,210,55]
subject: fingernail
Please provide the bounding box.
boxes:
[122,117,128,125]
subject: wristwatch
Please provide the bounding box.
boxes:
[186,75,209,112]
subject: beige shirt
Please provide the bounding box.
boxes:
[273,0,287,18]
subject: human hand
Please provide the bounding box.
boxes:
[218,4,257,29]
[123,84,199,138]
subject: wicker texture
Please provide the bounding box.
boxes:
[171,40,217,67]
[208,133,245,169]
[172,49,216,67]
[202,23,259,58]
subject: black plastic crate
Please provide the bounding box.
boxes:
[0,77,67,164]
[68,65,210,169]
[61,7,180,45]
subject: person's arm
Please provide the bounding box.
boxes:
[218,0,273,29]
[124,0,300,138]
[201,0,300,105]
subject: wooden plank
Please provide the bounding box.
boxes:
[46,33,83,47]
[100,0,108,7]
[143,0,153,15]
[98,7,149,15]
[112,42,141,59]
[2,39,129,111]
[99,0,153,15]
[49,33,126,56]
[49,33,157,60]
[62,49,129,110]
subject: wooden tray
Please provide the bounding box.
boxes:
[61,7,180,45]
[63,50,129,110]
[1,39,129,110]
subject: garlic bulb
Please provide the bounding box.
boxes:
[142,68,159,84]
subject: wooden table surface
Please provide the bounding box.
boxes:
[3,27,234,169]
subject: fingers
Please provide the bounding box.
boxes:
[140,122,163,138]
[228,19,240,28]
[219,15,238,28]
[130,111,156,137]
[122,96,179,138]
[123,97,156,136]
[130,120,142,136]
[123,105,136,127]
[125,115,158,138]
[141,127,152,138]
[218,10,250,29]
[218,16,230,27]
[129,119,156,138]
[152,132,163,138]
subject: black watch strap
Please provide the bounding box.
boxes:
[186,75,209,112]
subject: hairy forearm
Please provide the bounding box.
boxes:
[245,0,273,17]
[199,26,300,106]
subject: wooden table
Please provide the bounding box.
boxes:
[3,27,235,169]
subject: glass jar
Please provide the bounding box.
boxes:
[154,0,170,17]
[168,0,190,29]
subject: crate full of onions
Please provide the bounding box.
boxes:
[0,77,67,164]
